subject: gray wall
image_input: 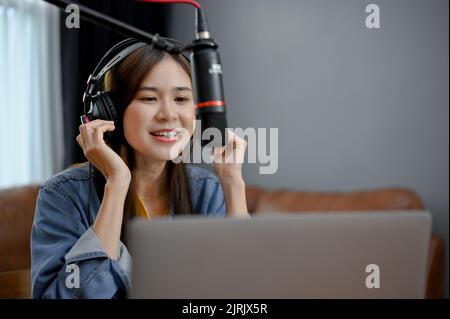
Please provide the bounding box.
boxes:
[168,0,449,297]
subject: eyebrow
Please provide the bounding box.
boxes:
[138,86,192,92]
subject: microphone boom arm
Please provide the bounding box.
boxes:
[42,0,175,51]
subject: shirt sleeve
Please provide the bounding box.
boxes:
[204,179,227,217]
[31,185,131,299]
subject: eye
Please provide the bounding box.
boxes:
[175,96,190,103]
[140,96,157,102]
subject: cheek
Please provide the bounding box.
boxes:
[180,106,197,133]
[123,104,151,142]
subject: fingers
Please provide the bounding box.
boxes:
[76,133,85,149]
[212,130,236,154]
[79,120,115,135]
[79,120,115,142]
[77,120,116,155]
[211,129,247,164]
[81,119,115,129]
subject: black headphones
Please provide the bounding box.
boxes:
[81,36,191,145]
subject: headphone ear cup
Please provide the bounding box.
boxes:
[100,92,123,143]
[87,92,122,144]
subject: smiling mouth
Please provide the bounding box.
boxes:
[149,129,182,143]
[150,131,178,137]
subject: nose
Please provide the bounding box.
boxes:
[155,98,178,122]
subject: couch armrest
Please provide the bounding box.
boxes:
[0,185,40,272]
[425,235,445,298]
[0,269,31,299]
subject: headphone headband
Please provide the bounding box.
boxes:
[87,41,146,97]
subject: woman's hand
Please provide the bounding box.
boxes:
[76,119,131,185]
[211,129,247,181]
[212,130,249,217]
[77,119,130,260]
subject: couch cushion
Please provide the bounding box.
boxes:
[252,187,424,213]
[245,186,265,213]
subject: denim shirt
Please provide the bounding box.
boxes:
[30,164,227,299]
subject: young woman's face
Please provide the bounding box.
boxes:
[123,54,196,162]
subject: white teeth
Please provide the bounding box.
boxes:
[152,131,178,137]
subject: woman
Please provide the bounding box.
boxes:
[31,40,249,299]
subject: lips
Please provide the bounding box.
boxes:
[150,128,181,143]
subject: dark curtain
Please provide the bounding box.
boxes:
[59,0,172,167]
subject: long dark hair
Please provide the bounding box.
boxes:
[92,44,194,241]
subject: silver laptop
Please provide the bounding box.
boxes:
[127,211,431,299]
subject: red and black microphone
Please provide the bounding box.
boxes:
[135,1,229,147]
[191,8,228,147]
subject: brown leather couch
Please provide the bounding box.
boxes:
[0,184,445,299]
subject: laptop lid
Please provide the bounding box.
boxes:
[127,211,431,298]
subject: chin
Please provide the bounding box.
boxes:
[148,143,184,162]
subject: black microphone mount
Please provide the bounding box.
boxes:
[42,0,179,52]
